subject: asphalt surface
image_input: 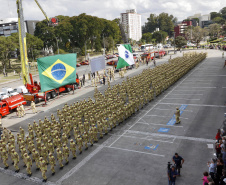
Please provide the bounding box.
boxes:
[0,49,225,185]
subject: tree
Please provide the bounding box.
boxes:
[175,36,187,49]
[212,17,225,25]
[208,24,221,38]
[142,32,152,43]
[220,7,226,19]
[192,26,205,46]
[143,13,176,37]
[210,12,222,20]
[0,36,17,72]
[152,31,168,44]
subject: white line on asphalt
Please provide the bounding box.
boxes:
[127,130,215,143]
[185,80,212,82]
[56,145,104,185]
[144,115,188,119]
[105,146,165,157]
[166,97,199,101]
[0,167,55,185]
[153,108,193,112]
[137,122,184,128]
[173,90,205,91]
[159,102,226,108]
[108,134,175,143]
[192,75,226,77]
[177,87,217,89]
[168,94,203,96]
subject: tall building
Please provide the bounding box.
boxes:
[174,21,192,37]
[0,18,39,37]
[120,9,142,42]
[187,13,211,28]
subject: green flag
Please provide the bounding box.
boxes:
[37,54,77,92]
[116,44,134,69]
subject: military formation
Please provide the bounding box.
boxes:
[0,52,206,182]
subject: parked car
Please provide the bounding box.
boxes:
[80,60,89,65]
[76,63,81,67]
[133,53,139,60]
[107,60,118,67]
[105,54,116,59]
[2,87,19,97]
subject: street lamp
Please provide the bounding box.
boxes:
[56,37,59,54]
[173,32,176,54]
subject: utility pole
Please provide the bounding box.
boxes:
[103,34,105,55]
[191,25,192,43]
[85,40,87,60]
[113,39,114,54]
[174,32,176,54]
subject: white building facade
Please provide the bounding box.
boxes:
[120,9,142,41]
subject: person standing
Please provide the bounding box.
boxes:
[103,76,105,85]
[168,166,178,185]
[175,107,181,124]
[172,153,184,176]
[202,171,209,185]
[207,158,217,180]
[153,58,156,67]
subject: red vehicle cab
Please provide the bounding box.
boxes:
[76,63,81,67]
[80,60,89,65]
[0,94,26,118]
[107,60,118,66]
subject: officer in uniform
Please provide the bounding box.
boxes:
[49,153,56,175]
[31,101,37,113]
[12,149,20,173]
[39,157,47,182]
[24,153,32,177]
[31,148,40,170]
[70,139,77,159]
[62,144,69,165]
[175,107,181,124]
[0,147,9,169]
[56,148,64,169]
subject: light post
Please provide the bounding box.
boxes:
[103,34,105,55]
[174,32,176,54]
[56,37,59,54]
[85,40,87,61]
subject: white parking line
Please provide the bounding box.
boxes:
[105,146,165,157]
[153,108,193,112]
[163,98,200,101]
[168,94,203,96]
[159,102,226,108]
[137,122,184,128]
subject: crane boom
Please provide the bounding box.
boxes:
[16,0,30,85]
[34,0,49,22]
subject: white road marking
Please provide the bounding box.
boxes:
[173,90,205,91]
[163,98,200,101]
[105,146,165,157]
[127,130,215,143]
[168,94,203,96]
[159,102,226,108]
[56,145,104,184]
[137,122,184,128]
[0,167,55,185]
[153,108,193,112]
[144,115,188,119]
[177,87,216,89]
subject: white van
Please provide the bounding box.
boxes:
[2,87,19,97]
[0,92,9,100]
[14,86,28,94]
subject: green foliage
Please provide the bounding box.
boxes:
[175,36,187,49]
[142,32,152,43]
[210,12,222,20]
[208,24,222,38]
[152,31,168,43]
[212,17,225,25]
[142,13,176,37]
[0,36,18,71]
[34,14,122,56]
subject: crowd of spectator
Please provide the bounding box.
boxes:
[202,129,226,185]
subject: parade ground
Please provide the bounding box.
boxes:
[0,49,225,185]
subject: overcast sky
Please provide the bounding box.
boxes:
[1,0,225,25]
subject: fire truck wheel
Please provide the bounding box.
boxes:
[51,91,57,98]
[66,87,71,92]
[46,93,51,101]
[0,114,2,119]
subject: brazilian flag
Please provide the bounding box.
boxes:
[37,54,77,92]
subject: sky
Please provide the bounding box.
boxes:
[1,0,225,25]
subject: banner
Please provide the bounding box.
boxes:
[37,54,77,92]
[90,56,105,73]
